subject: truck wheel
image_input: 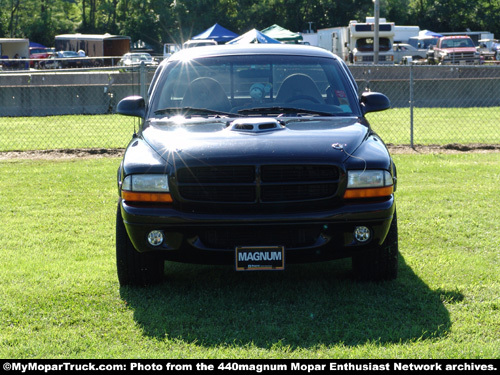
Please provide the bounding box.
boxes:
[352,211,398,282]
[116,204,164,286]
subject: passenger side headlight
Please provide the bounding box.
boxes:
[121,174,172,203]
[344,170,393,199]
[122,174,169,191]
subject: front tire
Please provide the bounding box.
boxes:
[352,211,399,281]
[116,203,164,286]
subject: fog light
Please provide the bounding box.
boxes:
[147,230,164,246]
[354,226,371,243]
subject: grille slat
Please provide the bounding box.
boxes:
[261,165,339,182]
[180,185,256,202]
[262,183,337,202]
[177,166,254,183]
[176,165,340,203]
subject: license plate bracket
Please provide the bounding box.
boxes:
[235,246,285,271]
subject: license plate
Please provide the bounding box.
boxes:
[235,246,285,271]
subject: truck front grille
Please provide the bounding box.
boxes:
[447,52,477,62]
[176,164,340,204]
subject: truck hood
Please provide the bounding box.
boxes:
[142,116,370,167]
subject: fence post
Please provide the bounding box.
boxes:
[409,64,414,148]
[139,61,147,101]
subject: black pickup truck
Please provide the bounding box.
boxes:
[115,44,398,286]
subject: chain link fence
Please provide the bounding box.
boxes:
[353,65,500,146]
[1,64,500,151]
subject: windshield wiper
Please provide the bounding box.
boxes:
[237,106,337,117]
[154,107,238,117]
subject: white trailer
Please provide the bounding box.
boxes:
[0,38,30,70]
[317,27,350,62]
[299,32,318,47]
[317,19,395,64]
[394,25,420,43]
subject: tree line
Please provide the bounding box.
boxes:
[1,0,499,51]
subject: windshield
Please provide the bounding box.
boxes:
[441,38,475,48]
[61,51,78,57]
[149,54,358,117]
[409,37,439,49]
[355,38,392,52]
[421,38,438,49]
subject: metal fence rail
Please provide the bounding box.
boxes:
[1,64,500,151]
[351,65,500,146]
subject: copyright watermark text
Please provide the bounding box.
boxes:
[3,362,126,373]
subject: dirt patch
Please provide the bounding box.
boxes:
[0,148,125,160]
[1,144,499,160]
[386,143,500,154]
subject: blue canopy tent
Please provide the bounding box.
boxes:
[29,42,47,49]
[192,23,239,43]
[226,29,280,44]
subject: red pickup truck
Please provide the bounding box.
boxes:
[427,36,481,65]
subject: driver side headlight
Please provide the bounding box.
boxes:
[121,174,172,203]
[344,170,393,199]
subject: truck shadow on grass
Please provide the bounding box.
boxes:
[120,254,462,349]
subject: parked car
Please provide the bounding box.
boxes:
[393,43,427,64]
[477,39,499,62]
[115,44,397,286]
[29,47,51,68]
[42,50,92,69]
[183,39,218,48]
[117,52,158,68]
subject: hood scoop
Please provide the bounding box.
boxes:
[228,118,284,133]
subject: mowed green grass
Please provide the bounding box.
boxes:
[367,107,500,145]
[1,107,500,151]
[0,153,499,358]
[0,114,136,151]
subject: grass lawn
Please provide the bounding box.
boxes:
[0,114,135,151]
[0,153,499,358]
[367,107,500,145]
[1,107,500,151]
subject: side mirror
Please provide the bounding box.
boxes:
[117,96,145,118]
[360,92,390,114]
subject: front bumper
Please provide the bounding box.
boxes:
[440,55,481,65]
[120,196,396,265]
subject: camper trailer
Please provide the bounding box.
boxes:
[317,19,395,64]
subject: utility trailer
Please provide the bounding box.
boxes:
[0,38,30,70]
[54,34,131,66]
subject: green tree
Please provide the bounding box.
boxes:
[406,0,500,37]
[6,0,21,37]
[2,0,500,53]
[114,0,165,48]
[24,0,78,46]
[384,0,412,25]
[0,4,6,37]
